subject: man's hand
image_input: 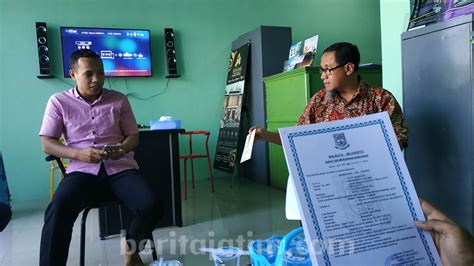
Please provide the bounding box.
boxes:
[249,126,268,142]
[75,147,107,163]
[415,198,474,266]
[248,126,282,145]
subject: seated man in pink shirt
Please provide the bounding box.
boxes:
[39,49,157,266]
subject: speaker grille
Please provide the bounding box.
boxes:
[36,22,50,75]
[164,28,178,77]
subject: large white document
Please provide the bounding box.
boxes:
[279,112,441,266]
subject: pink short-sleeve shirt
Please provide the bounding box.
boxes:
[39,87,139,175]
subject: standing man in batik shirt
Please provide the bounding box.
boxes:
[250,42,408,219]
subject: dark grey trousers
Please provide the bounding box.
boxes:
[39,164,158,266]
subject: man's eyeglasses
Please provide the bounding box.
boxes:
[319,63,347,75]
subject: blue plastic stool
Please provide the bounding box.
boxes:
[249,227,311,266]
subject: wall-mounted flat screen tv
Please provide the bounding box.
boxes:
[60,27,152,77]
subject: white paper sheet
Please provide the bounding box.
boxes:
[240,129,256,163]
[279,112,441,266]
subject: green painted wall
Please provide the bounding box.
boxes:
[0,0,382,202]
[380,0,411,106]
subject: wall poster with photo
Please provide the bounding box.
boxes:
[214,43,250,173]
[283,35,319,72]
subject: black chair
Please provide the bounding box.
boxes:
[45,155,158,266]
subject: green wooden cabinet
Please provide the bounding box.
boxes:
[264,66,382,190]
[264,67,320,190]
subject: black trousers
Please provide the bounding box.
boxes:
[39,164,158,266]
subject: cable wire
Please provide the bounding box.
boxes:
[55,78,75,88]
[125,78,170,100]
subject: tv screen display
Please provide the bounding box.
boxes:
[60,27,152,77]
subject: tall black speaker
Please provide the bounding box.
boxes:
[164,28,180,78]
[36,22,53,78]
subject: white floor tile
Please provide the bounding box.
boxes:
[0,176,299,265]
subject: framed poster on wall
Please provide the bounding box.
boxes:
[408,0,474,30]
[214,44,250,173]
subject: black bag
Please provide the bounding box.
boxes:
[0,152,11,231]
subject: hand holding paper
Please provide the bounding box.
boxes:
[279,112,442,265]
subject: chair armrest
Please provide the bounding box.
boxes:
[45,155,66,175]
[45,155,59,162]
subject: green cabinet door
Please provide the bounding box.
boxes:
[265,67,321,124]
[264,66,382,190]
[264,67,321,190]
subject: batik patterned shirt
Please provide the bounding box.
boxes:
[297,79,408,148]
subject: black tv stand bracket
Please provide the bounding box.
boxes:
[37,75,55,79]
